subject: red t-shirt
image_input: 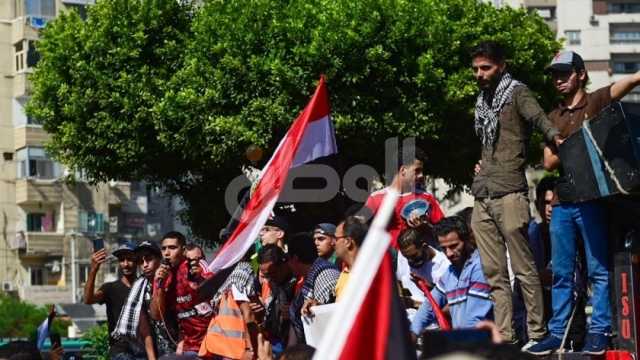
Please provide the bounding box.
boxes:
[155,260,213,353]
[365,187,444,247]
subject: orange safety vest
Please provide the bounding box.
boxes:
[199,291,251,359]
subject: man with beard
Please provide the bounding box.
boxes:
[470,41,560,349]
[84,241,143,358]
[410,216,493,338]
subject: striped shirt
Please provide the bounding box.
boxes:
[410,249,493,334]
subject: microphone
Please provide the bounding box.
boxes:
[157,258,171,289]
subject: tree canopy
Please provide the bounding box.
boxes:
[27,0,560,242]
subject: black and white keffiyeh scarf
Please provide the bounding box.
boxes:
[213,261,256,304]
[474,72,523,147]
[111,277,149,340]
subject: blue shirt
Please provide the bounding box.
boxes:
[410,249,493,334]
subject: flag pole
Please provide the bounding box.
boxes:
[313,188,400,360]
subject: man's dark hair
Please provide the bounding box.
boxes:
[536,176,558,205]
[397,141,427,171]
[258,244,288,264]
[278,343,315,360]
[162,231,186,247]
[287,232,318,264]
[434,216,471,243]
[342,216,369,247]
[398,227,427,250]
[471,41,506,64]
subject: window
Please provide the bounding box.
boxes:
[14,40,40,73]
[79,210,105,234]
[565,30,581,45]
[612,54,640,74]
[609,3,640,14]
[16,147,62,180]
[611,24,640,44]
[27,212,55,232]
[79,264,90,284]
[66,4,87,20]
[530,7,555,20]
[30,267,44,285]
[14,41,24,72]
[25,0,55,17]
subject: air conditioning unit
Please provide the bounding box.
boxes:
[2,282,14,292]
[590,15,599,26]
[45,260,62,273]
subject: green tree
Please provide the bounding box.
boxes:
[28,0,560,242]
[82,323,108,360]
[0,295,70,339]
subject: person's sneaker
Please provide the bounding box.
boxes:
[581,333,608,355]
[521,339,540,352]
[524,335,563,355]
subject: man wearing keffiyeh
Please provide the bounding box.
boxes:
[469,41,561,350]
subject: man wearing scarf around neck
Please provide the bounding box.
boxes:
[469,41,561,349]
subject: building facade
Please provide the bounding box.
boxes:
[499,0,640,99]
[0,0,185,306]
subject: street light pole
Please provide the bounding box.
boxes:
[70,231,77,303]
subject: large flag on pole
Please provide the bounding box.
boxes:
[313,189,416,360]
[208,76,337,272]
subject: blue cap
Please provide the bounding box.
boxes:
[314,223,336,236]
[112,240,136,258]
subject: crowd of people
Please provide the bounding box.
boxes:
[18,40,636,360]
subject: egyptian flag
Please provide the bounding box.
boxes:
[208,76,337,272]
[313,190,416,360]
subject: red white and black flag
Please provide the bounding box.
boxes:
[208,76,337,273]
[314,190,417,360]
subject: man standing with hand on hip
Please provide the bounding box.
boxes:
[469,41,561,349]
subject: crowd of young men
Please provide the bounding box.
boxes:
[84,41,640,359]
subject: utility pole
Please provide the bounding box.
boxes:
[70,230,77,303]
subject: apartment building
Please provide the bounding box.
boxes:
[556,0,640,100]
[499,0,640,99]
[0,0,185,306]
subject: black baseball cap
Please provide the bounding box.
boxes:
[134,240,161,258]
[545,51,586,73]
[265,215,289,233]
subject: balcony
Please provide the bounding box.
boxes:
[13,71,33,98]
[109,182,131,206]
[16,178,62,205]
[19,285,71,305]
[21,232,65,256]
[14,126,49,149]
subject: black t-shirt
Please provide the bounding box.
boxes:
[98,279,131,338]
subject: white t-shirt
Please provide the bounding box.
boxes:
[397,246,451,302]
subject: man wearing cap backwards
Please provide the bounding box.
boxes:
[313,223,338,263]
[84,241,145,358]
[469,41,561,349]
[287,232,340,344]
[527,51,640,356]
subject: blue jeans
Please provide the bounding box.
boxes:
[548,201,611,337]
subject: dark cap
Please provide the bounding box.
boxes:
[314,223,336,236]
[265,215,289,233]
[112,240,136,258]
[135,240,161,258]
[546,51,585,73]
